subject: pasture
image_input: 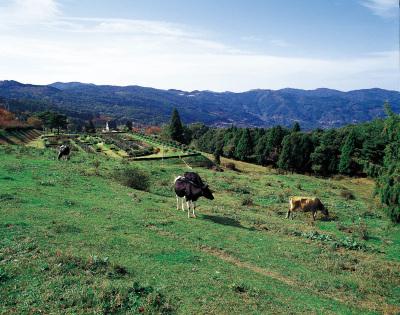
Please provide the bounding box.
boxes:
[0,140,399,314]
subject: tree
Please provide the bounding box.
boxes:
[37,111,68,134]
[234,128,253,161]
[311,129,340,176]
[85,120,96,133]
[264,125,288,165]
[338,129,357,174]
[377,102,400,223]
[53,114,68,134]
[213,143,223,165]
[291,121,301,133]
[168,108,184,143]
[278,132,314,173]
[125,120,133,131]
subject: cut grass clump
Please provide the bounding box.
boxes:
[241,196,254,206]
[91,282,176,314]
[113,166,150,191]
[231,283,249,294]
[53,253,129,279]
[228,185,250,195]
[0,267,10,283]
[356,221,370,241]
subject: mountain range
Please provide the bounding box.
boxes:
[0,80,399,129]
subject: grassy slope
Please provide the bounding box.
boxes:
[0,146,399,314]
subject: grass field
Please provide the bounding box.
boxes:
[1,144,399,314]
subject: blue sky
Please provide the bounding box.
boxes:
[0,0,398,91]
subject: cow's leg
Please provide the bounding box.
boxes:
[176,195,179,211]
[312,211,316,221]
[192,201,196,218]
[181,197,186,211]
[286,210,290,219]
[187,201,191,218]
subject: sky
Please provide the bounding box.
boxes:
[0,0,398,91]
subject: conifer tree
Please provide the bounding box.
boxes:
[338,129,356,174]
[278,132,313,173]
[377,102,400,222]
[291,121,301,133]
[235,128,253,161]
[125,120,133,130]
[85,120,96,133]
[169,108,184,143]
[311,129,340,176]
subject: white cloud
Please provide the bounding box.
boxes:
[361,0,398,18]
[0,0,398,91]
[0,0,60,25]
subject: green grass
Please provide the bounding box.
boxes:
[0,145,399,314]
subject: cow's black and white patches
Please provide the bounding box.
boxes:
[174,172,214,218]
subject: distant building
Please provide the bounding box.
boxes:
[102,120,118,133]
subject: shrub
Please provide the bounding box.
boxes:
[241,196,253,206]
[229,185,250,194]
[113,166,150,191]
[357,220,370,240]
[0,268,9,283]
[340,189,355,200]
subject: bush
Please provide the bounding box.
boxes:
[113,166,150,191]
[340,189,355,200]
[241,196,253,206]
[357,220,370,240]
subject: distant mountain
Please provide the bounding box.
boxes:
[0,80,399,129]
[49,82,96,90]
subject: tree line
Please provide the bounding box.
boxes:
[167,105,399,223]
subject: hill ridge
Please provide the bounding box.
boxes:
[0,80,399,129]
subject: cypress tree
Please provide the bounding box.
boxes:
[235,128,253,161]
[377,103,400,223]
[85,120,96,133]
[125,120,133,130]
[291,121,301,133]
[278,132,314,173]
[311,129,340,176]
[338,129,356,174]
[169,108,184,143]
[277,135,292,171]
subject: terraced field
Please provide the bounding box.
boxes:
[0,143,399,314]
[0,129,41,145]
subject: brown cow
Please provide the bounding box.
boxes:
[287,196,329,220]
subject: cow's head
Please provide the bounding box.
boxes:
[321,205,329,217]
[202,184,214,200]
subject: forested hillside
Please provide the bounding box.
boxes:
[0,80,399,129]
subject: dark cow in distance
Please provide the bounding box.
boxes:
[287,196,329,221]
[174,172,214,218]
[58,144,71,160]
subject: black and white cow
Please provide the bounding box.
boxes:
[174,172,214,218]
[58,144,71,160]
